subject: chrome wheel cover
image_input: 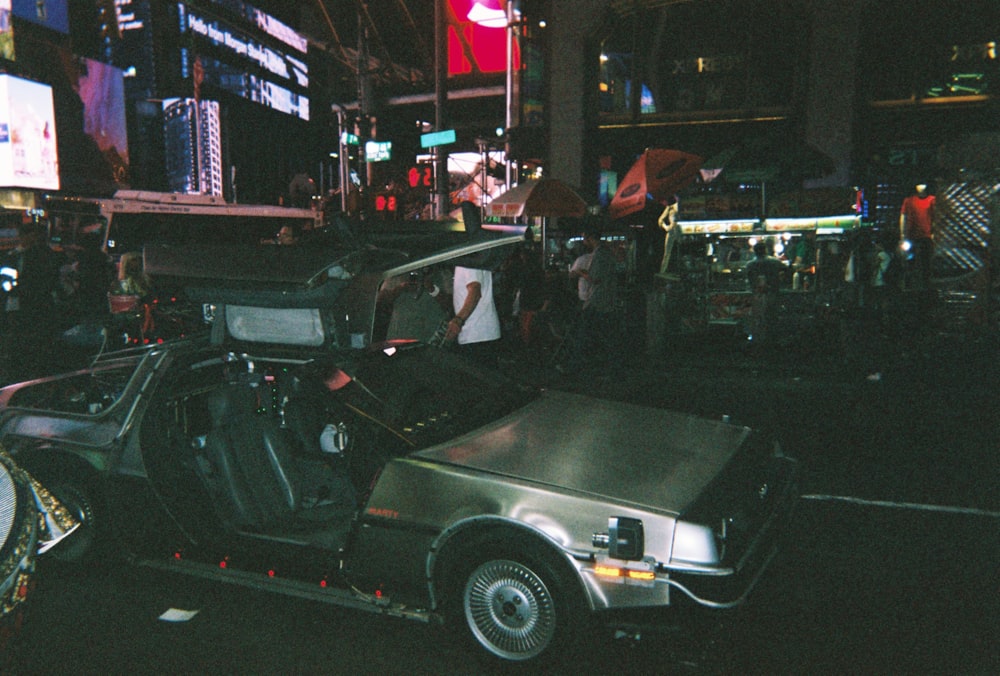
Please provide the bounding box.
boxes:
[463,559,556,661]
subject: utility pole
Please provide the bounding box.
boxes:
[357,9,372,193]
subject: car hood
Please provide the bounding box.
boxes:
[414,390,750,514]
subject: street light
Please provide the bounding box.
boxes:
[469,1,519,190]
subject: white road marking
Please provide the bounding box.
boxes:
[801,494,1000,519]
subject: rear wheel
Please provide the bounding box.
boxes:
[454,544,588,664]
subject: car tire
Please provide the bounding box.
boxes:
[46,480,103,564]
[453,543,588,664]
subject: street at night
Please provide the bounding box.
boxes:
[0,1,999,673]
[6,328,998,674]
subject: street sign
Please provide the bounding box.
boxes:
[420,129,456,148]
[365,140,392,162]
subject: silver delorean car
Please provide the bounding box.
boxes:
[0,235,797,664]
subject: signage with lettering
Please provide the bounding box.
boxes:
[365,140,392,162]
[178,3,310,121]
[183,6,307,88]
[420,129,456,148]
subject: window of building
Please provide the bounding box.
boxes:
[861,0,1000,104]
[598,1,807,120]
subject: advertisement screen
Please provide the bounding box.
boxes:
[76,59,129,183]
[0,75,59,190]
[12,0,68,34]
[0,1,13,61]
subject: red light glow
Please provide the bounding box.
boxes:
[447,0,519,76]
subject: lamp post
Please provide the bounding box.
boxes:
[468,1,519,191]
[504,0,516,189]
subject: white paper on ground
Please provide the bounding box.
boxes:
[159,607,201,622]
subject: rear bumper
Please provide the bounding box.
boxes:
[664,456,800,609]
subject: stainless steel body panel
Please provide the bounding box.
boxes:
[413,389,750,514]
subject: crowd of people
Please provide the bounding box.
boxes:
[0,221,156,383]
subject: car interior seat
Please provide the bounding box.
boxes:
[203,383,301,528]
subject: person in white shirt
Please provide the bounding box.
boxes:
[568,250,593,305]
[444,265,501,367]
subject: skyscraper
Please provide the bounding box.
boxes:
[164,98,222,196]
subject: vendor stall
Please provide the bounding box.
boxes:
[665,194,863,334]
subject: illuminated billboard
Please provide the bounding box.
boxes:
[178,3,310,120]
[0,75,59,190]
[447,0,520,76]
[0,1,12,61]
[12,0,68,34]
[76,59,129,184]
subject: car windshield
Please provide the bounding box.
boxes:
[164,343,538,463]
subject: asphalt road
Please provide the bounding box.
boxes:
[5,326,999,674]
[6,500,996,674]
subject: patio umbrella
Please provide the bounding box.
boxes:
[486,178,587,269]
[609,149,704,220]
[485,178,587,219]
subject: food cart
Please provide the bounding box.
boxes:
[666,190,863,336]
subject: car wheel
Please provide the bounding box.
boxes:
[458,548,586,664]
[47,481,102,564]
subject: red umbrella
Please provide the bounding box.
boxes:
[609,149,704,220]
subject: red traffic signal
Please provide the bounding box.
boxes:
[408,166,433,189]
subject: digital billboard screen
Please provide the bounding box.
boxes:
[179,3,310,120]
[12,0,68,34]
[0,75,59,190]
[76,59,129,183]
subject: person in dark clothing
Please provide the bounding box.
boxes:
[2,222,64,381]
[745,240,785,351]
[66,233,115,324]
[510,246,551,348]
[565,227,620,372]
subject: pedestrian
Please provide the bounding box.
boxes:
[510,246,551,349]
[65,232,115,324]
[378,268,451,344]
[745,239,784,351]
[791,230,817,291]
[568,246,594,306]
[1,221,64,381]
[444,263,501,368]
[566,226,620,372]
[113,251,153,299]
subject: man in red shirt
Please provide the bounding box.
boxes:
[899,183,935,289]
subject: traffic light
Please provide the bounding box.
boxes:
[373,193,398,215]
[408,165,433,190]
